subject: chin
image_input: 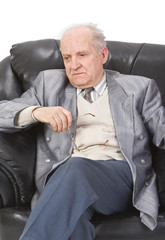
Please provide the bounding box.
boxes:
[70,78,89,89]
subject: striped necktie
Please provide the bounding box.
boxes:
[83,87,94,103]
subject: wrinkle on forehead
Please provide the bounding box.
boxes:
[61,27,93,53]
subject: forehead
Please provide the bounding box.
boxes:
[61,27,94,54]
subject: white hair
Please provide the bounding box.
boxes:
[60,23,107,53]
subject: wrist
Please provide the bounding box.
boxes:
[32,107,41,122]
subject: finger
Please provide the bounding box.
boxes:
[61,108,72,127]
[56,112,67,132]
[52,112,64,133]
[57,108,72,132]
[49,117,58,132]
[58,111,69,132]
[51,108,69,132]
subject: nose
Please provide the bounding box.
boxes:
[70,56,81,70]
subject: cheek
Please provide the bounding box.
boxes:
[64,64,71,74]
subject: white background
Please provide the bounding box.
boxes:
[0,0,164,61]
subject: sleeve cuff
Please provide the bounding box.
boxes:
[16,106,40,126]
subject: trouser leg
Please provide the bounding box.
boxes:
[68,159,133,240]
[20,157,133,240]
[69,208,95,240]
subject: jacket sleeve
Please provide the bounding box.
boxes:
[0,71,44,132]
[142,78,165,149]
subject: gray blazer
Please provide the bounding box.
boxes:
[0,69,164,230]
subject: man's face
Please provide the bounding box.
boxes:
[61,27,108,89]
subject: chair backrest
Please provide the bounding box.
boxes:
[1,39,165,104]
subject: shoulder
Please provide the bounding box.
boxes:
[31,69,70,96]
[34,69,69,86]
[42,69,67,79]
[105,69,158,95]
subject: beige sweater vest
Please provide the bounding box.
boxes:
[72,88,125,161]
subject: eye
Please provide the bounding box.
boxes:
[63,55,70,61]
[80,53,85,56]
[78,51,88,57]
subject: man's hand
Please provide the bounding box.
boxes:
[33,107,72,133]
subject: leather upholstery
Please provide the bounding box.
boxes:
[0,39,165,240]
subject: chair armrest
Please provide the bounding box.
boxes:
[0,170,16,208]
[0,127,37,208]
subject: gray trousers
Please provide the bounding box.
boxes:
[20,157,133,240]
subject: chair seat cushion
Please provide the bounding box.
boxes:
[0,208,165,240]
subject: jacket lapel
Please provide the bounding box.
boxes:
[106,71,134,161]
[59,82,77,135]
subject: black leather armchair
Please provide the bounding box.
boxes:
[0,39,165,240]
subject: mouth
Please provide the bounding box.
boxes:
[71,72,86,76]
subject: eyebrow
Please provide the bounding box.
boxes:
[62,54,70,57]
[62,51,89,56]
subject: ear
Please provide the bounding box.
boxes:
[101,47,109,64]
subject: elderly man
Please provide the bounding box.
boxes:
[0,23,163,239]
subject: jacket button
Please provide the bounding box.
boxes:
[138,134,144,140]
[11,109,17,112]
[46,136,50,141]
[46,159,50,163]
[141,159,146,164]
